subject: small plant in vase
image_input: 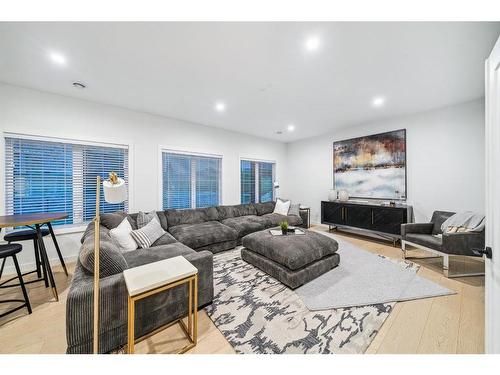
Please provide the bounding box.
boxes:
[279,221,289,235]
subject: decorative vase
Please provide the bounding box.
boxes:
[282,228,288,235]
[338,190,349,201]
[328,189,338,201]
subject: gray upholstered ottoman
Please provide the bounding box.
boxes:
[241,229,340,289]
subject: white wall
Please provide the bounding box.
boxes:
[0,82,485,273]
[285,99,485,224]
[0,83,288,271]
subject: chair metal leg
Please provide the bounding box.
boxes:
[0,257,5,280]
[35,224,58,301]
[12,254,32,314]
[401,240,406,259]
[47,222,68,276]
[33,238,42,278]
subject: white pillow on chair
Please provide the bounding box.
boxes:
[109,218,138,252]
[273,198,291,216]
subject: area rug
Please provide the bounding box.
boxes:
[205,248,414,354]
[296,234,455,310]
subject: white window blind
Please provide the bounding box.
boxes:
[4,136,129,226]
[162,151,221,209]
[240,160,275,204]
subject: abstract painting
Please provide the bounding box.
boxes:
[333,129,406,200]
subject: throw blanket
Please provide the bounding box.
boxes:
[441,211,485,233]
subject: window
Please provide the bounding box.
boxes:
[240,160,275,204]
[162,151,221,209]
[4,136,129,227]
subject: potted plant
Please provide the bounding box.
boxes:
[279,221,289,235]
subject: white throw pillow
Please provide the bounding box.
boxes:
[109,218,138,252]
[130,217,166,249]
[274,198,291,216]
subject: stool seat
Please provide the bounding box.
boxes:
[0,243,22,257]
[4,228,50,242]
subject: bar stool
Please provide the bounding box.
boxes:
[0,243,32,318]
[0,228,51,287]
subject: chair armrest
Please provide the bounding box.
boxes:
[401,223,434,237]
[442,231,485,257]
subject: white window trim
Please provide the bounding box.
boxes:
[2,131,134,232]
[158,146,223,210]
[239,157,277,204]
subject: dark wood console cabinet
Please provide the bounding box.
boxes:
[321,200,412,244]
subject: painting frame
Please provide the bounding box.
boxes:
[333,129,407,200]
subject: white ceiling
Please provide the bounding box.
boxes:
[0,22,499,142]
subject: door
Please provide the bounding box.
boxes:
[485,35,500,354]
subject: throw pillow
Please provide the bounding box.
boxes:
[109,218,138,252]
[79,237,128,278]
[100,211,137,230]
[130,217,166,249]
[136,210,160,229]
[288,203,300,217]
[274,198,291,216]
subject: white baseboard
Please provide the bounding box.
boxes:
[1,254,78,277]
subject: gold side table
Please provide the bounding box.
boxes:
[123,256,198,354]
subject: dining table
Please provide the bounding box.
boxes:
[0,212,69,302]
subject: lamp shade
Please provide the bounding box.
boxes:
[103,177,127,204]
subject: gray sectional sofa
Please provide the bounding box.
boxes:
[66,201,306,353]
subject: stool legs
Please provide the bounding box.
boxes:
[0,257,5,280]
[35,224,58,301]
[12,254,32,314]
[47,222,68,276]
[32,238,42,279]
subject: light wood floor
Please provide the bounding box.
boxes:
[0,225,484,354]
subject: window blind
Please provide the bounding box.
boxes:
[162,152,221,209]
[4,137,129,227]
[240,160,275,204]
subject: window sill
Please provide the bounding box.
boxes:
[52,225,88,236]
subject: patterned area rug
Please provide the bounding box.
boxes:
[205,247,418,354]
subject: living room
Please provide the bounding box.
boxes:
[1,1,500,374]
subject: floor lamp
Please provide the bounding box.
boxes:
[93,172,127,354]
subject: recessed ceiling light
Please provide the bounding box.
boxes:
[215,101,226,113]
[287,124,295,132]
[371,96,386,108]
[48,51,67,66]
[305,36,321,51]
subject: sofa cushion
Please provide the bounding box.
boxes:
[101,211,137,230]
[79,237,128,277]
[254,202,275,216]
[151,232,178,247]
[288,203,300,217]
[166,207,219,227]
[130,217,166,249]
[262,213,303,227]
[221,215,265,238]
[123,242,195,268]
[136,210,160,229]
[216,204,257,220]
[109,218,138,252]
[273,198,291,215]
[430,211,455,235]
[405,233,443,251]
[168,221,238,249]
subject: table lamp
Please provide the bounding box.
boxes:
[93,172,127,354]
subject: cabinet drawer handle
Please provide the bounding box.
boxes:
[371,211,374,224]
